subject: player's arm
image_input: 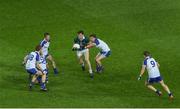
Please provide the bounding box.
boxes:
[22,55,28,65]
[138,65,146,80]
[72,38,78,50]
[85,42,96,49]
[138,60,147,80]
[157,62,160,68]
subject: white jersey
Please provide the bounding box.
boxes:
[40,39,50,57]
[25,51,40,69]
[39,56,47,71]
[143,57,160,78]
[94,38,110,52]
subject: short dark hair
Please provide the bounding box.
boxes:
[77,30,84,34]
[89,34,97,38]
[143,51,151,57]
[35,45,42,51]
[44,32,50,37]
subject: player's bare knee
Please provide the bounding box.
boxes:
[95,58,99,63]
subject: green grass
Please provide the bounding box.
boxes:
[0,0,180,107]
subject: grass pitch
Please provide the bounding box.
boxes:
[0,0,180,107]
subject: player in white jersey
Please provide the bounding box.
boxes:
[86,34,111,73]
[36,54,49,84]
[138,51,173,99]
[40,32,58,74]
[25,45,47,91]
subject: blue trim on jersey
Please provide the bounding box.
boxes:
[144,58,148,66]
[94,38,100,45]
[40,40,47,47]
[26,68,38,74]
[45,54,49,59]
[35,52,40,61]
[147,76,162,84]
[100,51,111,57]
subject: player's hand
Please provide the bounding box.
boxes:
[138,75,142,81]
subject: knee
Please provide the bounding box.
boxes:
[145,82,149,87]
[48,55,54,61]
[95,58,99,63]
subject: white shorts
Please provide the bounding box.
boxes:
[77,49,89,58]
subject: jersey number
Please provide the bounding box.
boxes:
[150,61,155,67]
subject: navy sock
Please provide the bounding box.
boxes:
[40,82,46,89]
[156,90,160,94]
[53,68,58,74]
[168,93,172,96]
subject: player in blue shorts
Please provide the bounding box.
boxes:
[25,45,47,91]
[40,32,58,74]
[86,34,111,73]
[138,51,173,99]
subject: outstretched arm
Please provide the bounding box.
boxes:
[22,55,28,65]
[86,42,96,49]
[157,62,160,68]
[138,65,146,80]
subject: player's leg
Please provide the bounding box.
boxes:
[159,80,173,99]
[95,54,106,72]
[46,63,49,83]
[84,49,93,78]
[27,69,41,90]
[46,54,58,74]
[77,51,85,71]
[145,80,162,96]
[40,71,47,91]
[95,53,101,72]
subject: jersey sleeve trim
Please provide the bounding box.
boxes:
[40,40,47,47]
[35,52,40,61]
[94,38,100,45]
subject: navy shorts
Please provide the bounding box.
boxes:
[147,76,162,84]
[26,68,38,74]
[100,51,111,57]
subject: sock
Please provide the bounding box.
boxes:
[168,93,172,96]
[37,76,42,83]
[156,90,160,94]
[46,72,48,82]
[53,68,58,74]
[89,69,93,74]
[30,82,34,87]
[81,63,85,67]
[40,82,46,89]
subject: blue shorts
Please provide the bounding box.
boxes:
[26,68,38,74]
[100,51,111,57]
[147,76,162,84]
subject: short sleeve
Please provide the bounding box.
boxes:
[94,39,100,45]
[40,40,47,47]
[35,52,40,61]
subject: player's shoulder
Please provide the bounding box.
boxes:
[40,39,48,46]
[94,38,100,45]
